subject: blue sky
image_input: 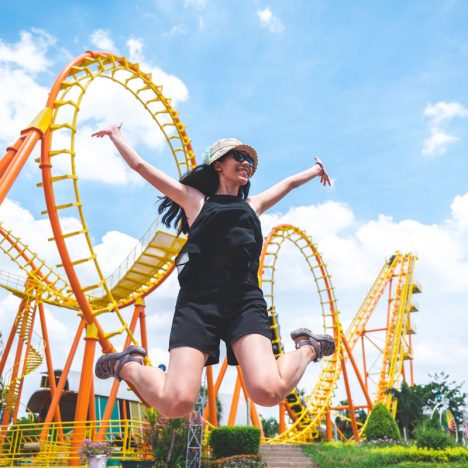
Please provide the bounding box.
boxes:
[0,0,467,420]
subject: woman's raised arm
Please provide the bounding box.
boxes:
[248,157,331,215]
[92,123,203,208]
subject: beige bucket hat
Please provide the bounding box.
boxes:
[202,138,258,174]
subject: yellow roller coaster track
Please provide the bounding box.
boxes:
[258,224,342,443]
[36,51,195,352]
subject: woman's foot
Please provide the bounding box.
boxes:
[290,328,335,362]
[95,345,147,381]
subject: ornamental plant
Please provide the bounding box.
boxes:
[79,439,112,461]
[364,403,401,441]
[209,426,261,459]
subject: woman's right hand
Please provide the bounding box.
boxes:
[91,122,122,139]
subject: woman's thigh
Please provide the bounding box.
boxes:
[163,346,208,398]
[231,334,280,388]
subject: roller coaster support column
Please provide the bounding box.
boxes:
[204,360,227,425]
[38,302,63,426]
[40,320,86,441]
[136,298,149,352]
[12,299,38,423]
[0,109,51,205]
[1,283,36,425]
[70,322,99,466]
[326,410,332,441]
[205,366,218,426]
[340,356,360,440]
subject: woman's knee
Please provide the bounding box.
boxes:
[159,392,197,418]
[248,381,286,407]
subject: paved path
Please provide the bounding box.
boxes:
[260,444,319,468]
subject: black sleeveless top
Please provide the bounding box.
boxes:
[176,194,263,288]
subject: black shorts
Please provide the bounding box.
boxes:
[168,283,272,366]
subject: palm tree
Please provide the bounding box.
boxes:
[387,382,424,439]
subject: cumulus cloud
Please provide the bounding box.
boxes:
[257,7,285,33]
[422,101,468,157]
[90,29,118,53]
[0,28,55,73]
[0,30,52,148]
[422,127,458,156]
[424,101,468,124]
[0,28,189,186]
[126,38,143,61]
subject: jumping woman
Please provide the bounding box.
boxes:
[92,123,336,418]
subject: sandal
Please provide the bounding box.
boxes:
[95,345,147,381]
[290,328,335,362]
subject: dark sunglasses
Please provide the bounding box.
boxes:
[228,150,255,167]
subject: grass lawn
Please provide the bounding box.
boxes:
[302,442,468,467]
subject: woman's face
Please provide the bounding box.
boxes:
[213,152,253,186]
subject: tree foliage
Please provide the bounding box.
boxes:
[388,372,467,438]
[260,415,279,438]
[364,403,400,441]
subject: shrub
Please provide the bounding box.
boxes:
[414,423,455,450]
[364,403,400,441]
[209,427,261,459]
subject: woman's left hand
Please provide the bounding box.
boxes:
[314,157,331,186]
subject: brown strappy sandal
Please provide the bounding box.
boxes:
[95,345,147,381]
[290,328,335,362]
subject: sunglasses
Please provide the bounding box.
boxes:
[228,150,255,168]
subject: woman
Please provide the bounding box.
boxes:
[93,123,335,418]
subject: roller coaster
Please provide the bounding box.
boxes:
[0,52,420,465]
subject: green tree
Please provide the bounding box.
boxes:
[387,381,425,439]
[260,415,279,438]
[418,372,467,431]
[364,403,400,441]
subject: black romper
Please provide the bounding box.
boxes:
[168,194,272,366]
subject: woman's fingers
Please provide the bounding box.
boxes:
[91,123,122,138]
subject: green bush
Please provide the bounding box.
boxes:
[209,426,261,459]
[364,403,400,441]
[414,423,455,450]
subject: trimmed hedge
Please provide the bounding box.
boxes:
[364,403,400,441]
[414,425,455,450]
[303,442,468,467]
[209,427,261,459]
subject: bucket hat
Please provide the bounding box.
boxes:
[202,138,258,174]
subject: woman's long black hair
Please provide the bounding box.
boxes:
[158,160,251,235]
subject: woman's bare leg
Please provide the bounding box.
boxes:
[232,334,316,407]
[119,346,208,417]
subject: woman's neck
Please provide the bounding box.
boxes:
[215,180,241,196]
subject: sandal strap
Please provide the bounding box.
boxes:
[295,338,321,362]
[115,355,144,381]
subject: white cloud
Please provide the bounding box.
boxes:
[422,127,458,156]
[0,30,53,148]
[0,28,189,186]
[90,29,118,53]
[424,101,468,124]
[0,28,55,73]
[422,101,468,157]
[127,38,143,61]
[257,7,285,33]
